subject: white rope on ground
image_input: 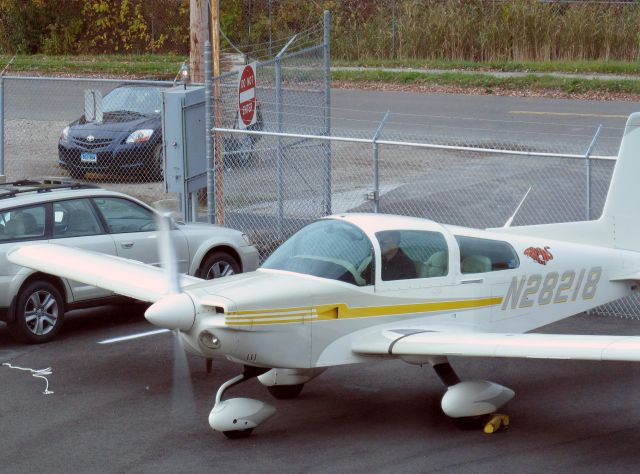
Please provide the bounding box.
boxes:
[2,363,54,395]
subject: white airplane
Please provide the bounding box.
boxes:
[9,113,640,439]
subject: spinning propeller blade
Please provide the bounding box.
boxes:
[171,325,197,423]
[155,214,197,418]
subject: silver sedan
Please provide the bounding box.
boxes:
[0,181,259,343]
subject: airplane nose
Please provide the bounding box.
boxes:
[145,293,196,331]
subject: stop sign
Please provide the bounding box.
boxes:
[238,63,257,128]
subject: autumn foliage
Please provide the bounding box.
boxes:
[0,0,189,54]
[1,0,640,61]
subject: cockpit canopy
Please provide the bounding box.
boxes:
[262,219,374,286]
[262,217,520,287]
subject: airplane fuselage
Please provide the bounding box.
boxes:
[180,218,640,369]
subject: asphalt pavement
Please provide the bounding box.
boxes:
[2,307,640,473]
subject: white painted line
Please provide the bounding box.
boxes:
[509,110,627,119]
[239,88,255,103]
[98,328,171,344]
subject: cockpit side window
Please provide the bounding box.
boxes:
[376,230,448,281]
[455,235,519,274]
[262,220,374,286]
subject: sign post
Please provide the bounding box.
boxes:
[238,63,257,129]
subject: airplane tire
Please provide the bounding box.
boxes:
[223,428,254,439]
[267,384,304,400]
[451,415,485,431]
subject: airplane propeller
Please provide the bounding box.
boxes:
[154,213,197,422]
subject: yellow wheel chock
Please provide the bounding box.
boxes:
[483,413,510,434]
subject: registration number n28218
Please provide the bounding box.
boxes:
[501,267,602,311]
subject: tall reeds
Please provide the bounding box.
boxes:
[308,0,640,62]
[388,0,640,62]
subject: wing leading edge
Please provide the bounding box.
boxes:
[8,243,202,303]
[352,329,640,362]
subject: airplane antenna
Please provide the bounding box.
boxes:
[503,187,532,228]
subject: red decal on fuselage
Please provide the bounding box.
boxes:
[524,246,553,265]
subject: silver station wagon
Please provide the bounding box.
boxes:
[0,180,259,343]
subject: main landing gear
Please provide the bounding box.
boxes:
[422,356,514,434]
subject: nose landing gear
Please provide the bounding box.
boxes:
[208,366,275,439]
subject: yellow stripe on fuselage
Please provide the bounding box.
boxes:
[225,297,502,326]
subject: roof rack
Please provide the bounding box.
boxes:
[0,178,100,200]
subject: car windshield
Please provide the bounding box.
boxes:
[102,86,162,115]
[262,220,374,286]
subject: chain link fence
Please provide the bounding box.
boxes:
[214,125,618,245]
[211,15,330,250]
[0,71,636,318]
[214,110,637,318]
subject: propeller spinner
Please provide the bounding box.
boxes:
[144,213,196,331]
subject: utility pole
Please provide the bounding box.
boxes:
[190,0,208,83]
[211,0,224,225]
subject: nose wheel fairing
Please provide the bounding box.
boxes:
[428,358,514,433]
[208,366,275,439]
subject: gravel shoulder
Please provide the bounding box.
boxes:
[331,80,640,102]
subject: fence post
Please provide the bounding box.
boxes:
[372,111,390,213]
[275,55,284,238]
[323,10,332,216]
[584,124,602,221]
[204,41,215,224]
[191,192,199,222]
[274,35,297,239]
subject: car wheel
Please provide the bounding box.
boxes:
[153,143,164,181]
[8,280,65,344]
[199,251,240,280]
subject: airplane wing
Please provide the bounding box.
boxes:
[8,243,203,303]
[611,272,640,284]
[352,328,640,362]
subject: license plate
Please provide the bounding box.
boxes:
[80,152,97,163]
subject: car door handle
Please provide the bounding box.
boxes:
[120,241,134,249]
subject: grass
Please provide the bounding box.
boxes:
[3,53,640,95]
[0,54,186,78]
[332,59,640,76]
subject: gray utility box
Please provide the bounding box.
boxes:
[162,85,206,218]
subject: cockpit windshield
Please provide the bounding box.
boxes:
[262,219,374,286]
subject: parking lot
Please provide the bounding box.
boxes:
[3,306,640,473]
